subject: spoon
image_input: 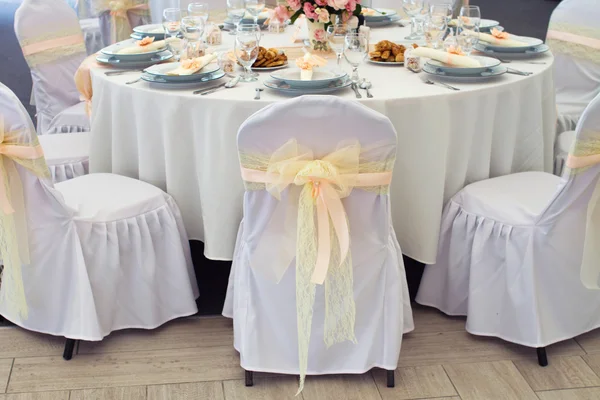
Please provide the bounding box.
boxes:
[420,76,460,91]
[359,79,373,98]
[254,88,264,100]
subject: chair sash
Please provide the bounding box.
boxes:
[240,139,394,393]
[94,0,151,44]
[75,54,108,116]
[547,23,600,64]
[0,115,50,318]
[19,28,86,68]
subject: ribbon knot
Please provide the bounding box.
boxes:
[109,1,126,17]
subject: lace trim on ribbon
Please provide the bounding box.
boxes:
[94,0,151,43]
[547,23,600,64]
[566,130,600,175]
[20,28,86,68]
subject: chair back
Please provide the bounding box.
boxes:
[546,0,600,129]
[14,0,87,134]
[92,0,152,45]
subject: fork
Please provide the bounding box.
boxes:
[491,55,546,65]
[420,76,460,91]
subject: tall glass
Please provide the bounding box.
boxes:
[457,26,479,55]
[235,30,260,81]
[424,15,447,49]
[344,33,368,83]
[163,8,183,59]
[402,0,425,40]
[327,24,348,71]
[430,3,452,24]
[180,16,205,60]
[459,5,481,29]
[227,0,246,35]
[188,2,209,23]
[245,0,266,25]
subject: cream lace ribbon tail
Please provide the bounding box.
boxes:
[0,116,51,318]
[239,139,394,393]
[95,0,151,44]
[19,28,86,68]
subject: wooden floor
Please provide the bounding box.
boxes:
[1,305,600,400]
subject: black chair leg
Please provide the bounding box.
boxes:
[63,339,77,361]
[537,347,548,367]
[245,370,254,387]
[386,370,395,388]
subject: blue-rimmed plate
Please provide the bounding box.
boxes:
[475,42,550,56]
[478,36,544,52]
[264,77,352,94]
[449,18,500,31]
[133,24,166,39]
[101,39,167,61]
[270,68,347,89]
[426,56,502,75]
[141,69,225,86]
[365,15,402,28]
[144,62,221,82]
[96,50,173,68]
[423,63,507,79]
[363,8,397,22]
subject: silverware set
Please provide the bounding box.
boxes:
[104,69,144,76]
[193,75,241,95]
[420,75,460,91]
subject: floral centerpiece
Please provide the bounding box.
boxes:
[281,0,362,52]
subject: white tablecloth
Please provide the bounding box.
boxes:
[89,24,556,264]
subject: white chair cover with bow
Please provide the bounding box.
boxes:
[0,83,199,340]
[93,0,152,46]
[547,0,600,175]
[416,92,600,349]
[223,96,414,393]
[15,0,90,135]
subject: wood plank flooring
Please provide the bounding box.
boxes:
[2,305,600,399]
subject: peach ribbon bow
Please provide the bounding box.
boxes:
[106,1,150,43]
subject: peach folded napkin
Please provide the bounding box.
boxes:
[116,37,176,54]
[477,28,527,47]
[411,47,481,68]
[291,15,309,44]
[167,53,217,75]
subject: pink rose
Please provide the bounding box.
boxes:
[274,4,290,23]
[314,28,325,41]
[315,7,330,23]
[345,0,356,12]
[287,0,301,11]
[315,0,328,6]
[327,0,348,11]
[303,2,318,20]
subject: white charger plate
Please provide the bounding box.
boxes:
[141,69,225,86]
[101,39,167,61]
[270,69,347,88]
[264,77,352,94]
[96,50,173,68]
[426,56,501,75]
[423,63,507,79]
[475,42,550,56]
[144,62,220,82]
[480,35,544,52]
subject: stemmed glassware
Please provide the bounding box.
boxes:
[344,33,368,83]
[430,3,452,24]
[402,0,425,40]
[227,0,246,35]
[188,2,209,23]
[457,5,481,55]
[459,5,481,29]
[163,8,183,59]
[457,26,479,55]
[235,29,260,81]
[245,0,266,25]
[180,15,205,59]
[423,15,447,49]
[327,24,348,71]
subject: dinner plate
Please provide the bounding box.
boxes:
[144,62,221,82]
[475,42,550,56]
[270,69,347,88]
[363,8,397,22]
[101,39,167,61]
[133,24,166,39]
[449,18,500,30]
[479,35,544,52]
[96,50,173,68]
[264,77,352,94]
[423,63,507,79]
[426,56,501,75]
[367,59,404,66]
[141,69,225,86]
[365,15,402,28]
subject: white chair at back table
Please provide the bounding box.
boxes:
[92,0,152,46]
[416,92,600,368]
[15,0,90,135]
[0,83,199,359]
[223,96,414,392]
[547,0,600,174]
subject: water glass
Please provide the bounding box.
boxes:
[237,23,261,41]
[344,33,368,83]
[430,3,452,24]
[163,8,183,58]
[459,5,481,29]
[327,24,348,71]
[227,0,246,35]
[235,31,260,81]
[245,0,266,25]
[424,15,447,49]
[457,26,479,55]
[180,16,205,59]
[188,2,209,23]
[402,0,425,40]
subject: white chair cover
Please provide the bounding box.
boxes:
[223,96,414,390]
[0,83,199,340]
[416,92,600,348]
[547,0,600,134]
[15,0,90,135]
[38,132,90,183]
[92,0,152,46]
[77,0,98,19]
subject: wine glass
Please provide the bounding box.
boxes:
[180,16,205,59]
[457,26,479,55]
[459,5,481,29]
[227,0,246,35]
[344,33,368,83]
[237,23,261,40]
[424,14,447,49]
[163,8,183,59]
[327,24,348,71]
[430,3,452,24]
[402,0,425,40]
[245,0,266,26]
[235,30,260,81]
[188,2,209,24]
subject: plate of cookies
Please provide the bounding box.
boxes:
[251,47,289,70]
[368,40,418,65]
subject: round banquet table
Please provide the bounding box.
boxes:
[89,23,556,265]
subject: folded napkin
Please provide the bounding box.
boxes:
[411,47,481,68]
[116,37,174,54]
[477,29,526,47]
[167,53,217,75]
[291,15,309,43]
